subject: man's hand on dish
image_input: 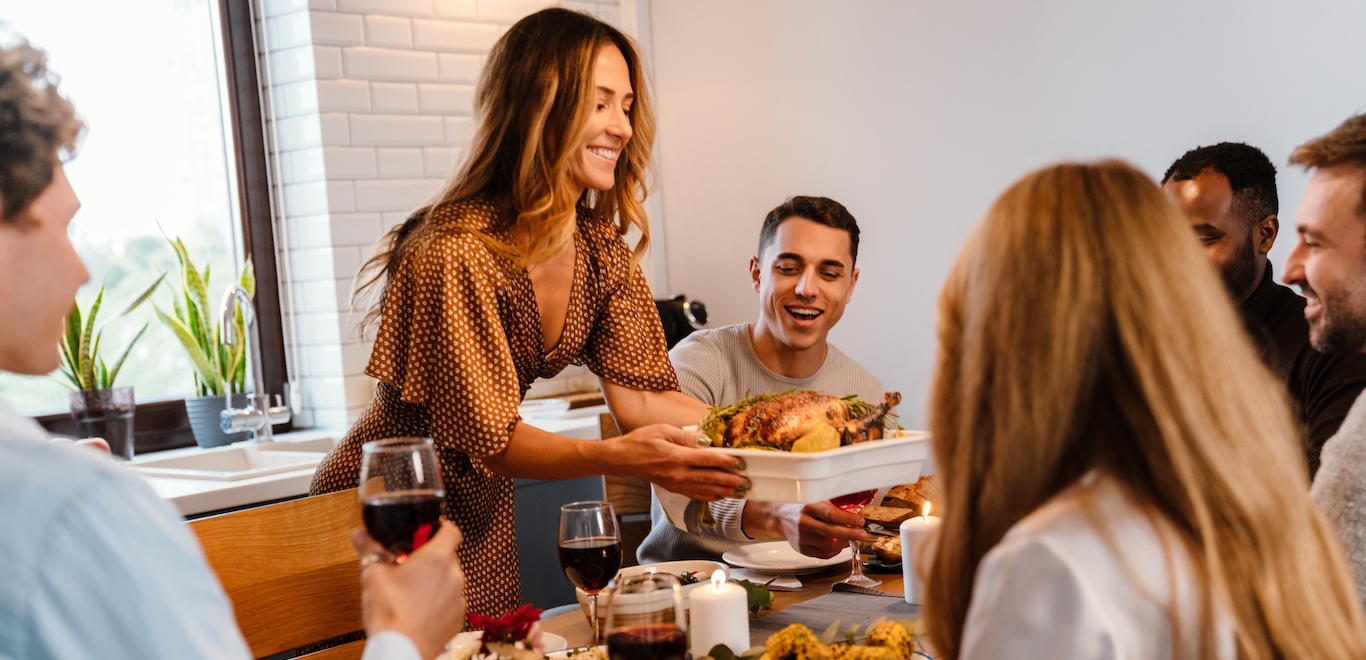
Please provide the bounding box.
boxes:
[353,521,466,660]
[607,423,749,501]
[743,500,867,559]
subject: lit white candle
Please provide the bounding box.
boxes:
[901,502,942,605]
[688,571,750,655]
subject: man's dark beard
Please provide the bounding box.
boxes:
[1310,285,1366,352]
[1221,232,1261,301]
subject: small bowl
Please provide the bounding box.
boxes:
[574,560,726,634]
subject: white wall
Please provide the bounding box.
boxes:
[646,0,1366,429]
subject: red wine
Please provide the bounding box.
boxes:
[558,536,622,594]
[607,624,687,660]
[362,491,443,557]
[830,489,877,514]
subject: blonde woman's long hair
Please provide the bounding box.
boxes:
[924,160,1366,659]
[354,8,655,330]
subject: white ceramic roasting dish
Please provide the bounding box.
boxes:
[708,430,930,503]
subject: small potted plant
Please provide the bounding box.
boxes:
[55,275,164,460]
[153,236,256,448]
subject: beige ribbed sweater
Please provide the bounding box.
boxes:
[1312,391,1366,610]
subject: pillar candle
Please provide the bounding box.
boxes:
[689,571,750,654]
[901,503,942,605]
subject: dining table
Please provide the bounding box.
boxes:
[539,558,922,651]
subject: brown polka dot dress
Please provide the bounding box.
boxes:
[310,198,679,617]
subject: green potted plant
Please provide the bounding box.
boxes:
[153,236,256,448]
[56,275,164,460]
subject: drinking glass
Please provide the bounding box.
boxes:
[558,501,621,645]
[830,488,881,587]
[604,573,687,660]
[359,437,445,561]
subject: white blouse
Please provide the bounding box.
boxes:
[960,473,1234,660]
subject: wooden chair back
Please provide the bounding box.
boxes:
[600,413,652,567]
[189,489,366,659]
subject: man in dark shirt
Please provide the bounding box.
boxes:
[1162,142,1366,477]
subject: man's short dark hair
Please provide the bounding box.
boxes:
[0,40,83,223]
[757,196,860,265]
[1290,113,1366,223]
[1161,142,1278,227]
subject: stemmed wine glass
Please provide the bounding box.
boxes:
[558,501,622,644]
[359,437,446,561]
[604,573,687,660]
[830,488,881,587]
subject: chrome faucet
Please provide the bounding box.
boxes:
[218,285,290,442]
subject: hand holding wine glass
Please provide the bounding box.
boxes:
[558,501,622,644]
[830,488,880,587]
[359,437,446,561]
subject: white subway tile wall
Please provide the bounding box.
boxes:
[262,0,631,426]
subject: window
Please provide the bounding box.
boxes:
[0,0,286,436]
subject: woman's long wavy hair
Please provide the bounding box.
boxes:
[354,8,655,330]
[923,161,1366,659]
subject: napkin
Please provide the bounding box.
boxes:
[727,567,804,591]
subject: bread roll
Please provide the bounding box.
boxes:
[861,505,916,527]
[872,536,902,563]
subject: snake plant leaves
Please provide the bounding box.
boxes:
[154,305,222,396]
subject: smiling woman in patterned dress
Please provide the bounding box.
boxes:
[308,8,744,618]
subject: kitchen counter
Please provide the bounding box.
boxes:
[134,405,608,517]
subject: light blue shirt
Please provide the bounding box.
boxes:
[0,399,420,660]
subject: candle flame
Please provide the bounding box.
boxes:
[922,502,932,519]
[712,569,726,589]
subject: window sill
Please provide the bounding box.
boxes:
[33,397,292,456]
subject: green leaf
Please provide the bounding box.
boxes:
[65,302,82,373]
[705,645,737,660]
[736,579,774,614]
[169,237,211,332]
[58,339,83,390]
[154,305,222,395]
[78,287,105,390]
[96,357,109,390]
[115,272,167,319]
[240,258,255,298]
[818,620,842,645]
[45,373,78,392]
[106,324,149,386]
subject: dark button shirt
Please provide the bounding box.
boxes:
[1240,262,1366,478]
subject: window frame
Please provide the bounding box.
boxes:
[34,0,291,449]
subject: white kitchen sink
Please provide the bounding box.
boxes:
[253,435,338,453]
[128,447,325,482]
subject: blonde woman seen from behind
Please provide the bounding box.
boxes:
[922,161,1366,659]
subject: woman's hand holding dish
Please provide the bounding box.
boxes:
[603,423,748,501]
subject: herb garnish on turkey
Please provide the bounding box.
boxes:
[699,390,902,451]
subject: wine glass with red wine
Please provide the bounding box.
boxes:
[558,500,621,644]
[830,488,881,587]
[359,437,445,561]
[604,573,687,660]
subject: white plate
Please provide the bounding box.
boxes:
[541,632,567,652]
[723,541,852,575]
[546,646,606,659]
[712,430,930,503]
[439,630,566,659]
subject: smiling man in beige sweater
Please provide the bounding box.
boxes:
[639,196,889,563]
[1281,113,1366,611]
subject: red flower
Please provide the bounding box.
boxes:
[467,604,543,649]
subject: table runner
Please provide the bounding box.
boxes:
[748,588,921,647]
